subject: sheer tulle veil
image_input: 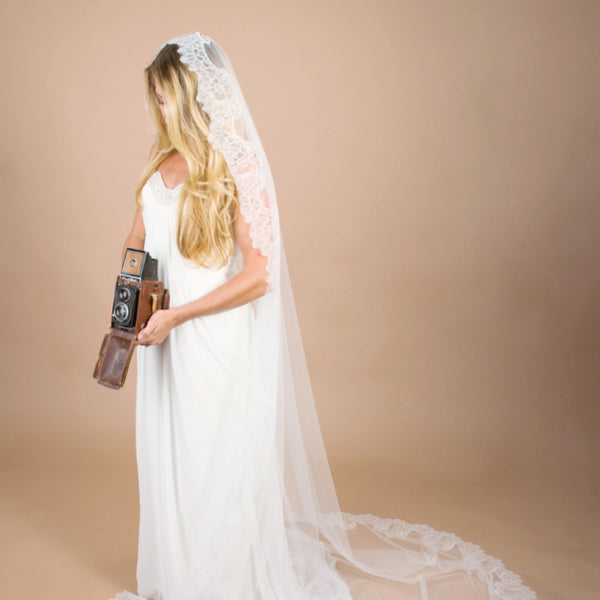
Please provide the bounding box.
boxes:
[119,32,537,600]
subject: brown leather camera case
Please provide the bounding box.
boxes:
[93,284,170,390]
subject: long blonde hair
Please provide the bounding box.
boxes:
[134,43,239,269]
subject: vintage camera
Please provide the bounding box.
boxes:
[93,248,170,390]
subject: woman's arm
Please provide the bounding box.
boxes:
[173,203,269,323]
[136,203,269,346]
[121,206,146,262]
[121,144,154,263]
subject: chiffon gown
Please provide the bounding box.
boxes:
[108,170,535,600]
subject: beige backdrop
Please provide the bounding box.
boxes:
[1,1,598,599]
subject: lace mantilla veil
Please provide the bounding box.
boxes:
[112,33,536,600]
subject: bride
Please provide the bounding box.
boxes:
[108,32,536,600]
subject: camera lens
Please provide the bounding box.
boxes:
[114,302,130,322]
[118,286,132,302]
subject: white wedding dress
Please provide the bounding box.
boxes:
[108,169,535,600]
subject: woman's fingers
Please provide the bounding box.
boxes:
[136,311,172,346]
[137,324,153,345]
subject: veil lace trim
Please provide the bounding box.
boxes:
[164,33,278,293]
[328,512,537,600]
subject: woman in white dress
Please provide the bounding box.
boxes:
[109,33,537,600]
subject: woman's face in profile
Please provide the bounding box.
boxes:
[154,83,167,122]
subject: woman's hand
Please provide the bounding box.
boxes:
[136,309,178,346]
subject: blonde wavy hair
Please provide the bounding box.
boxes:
[134,43,239,269]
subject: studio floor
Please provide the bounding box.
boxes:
[0,455,597,600]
